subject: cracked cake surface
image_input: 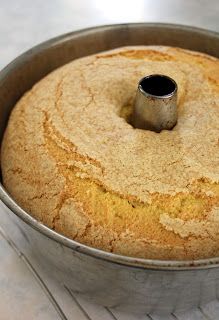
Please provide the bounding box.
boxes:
[1,45,219,260]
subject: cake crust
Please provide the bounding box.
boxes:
[2,46,219,260]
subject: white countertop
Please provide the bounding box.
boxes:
[1,1,219,319]
[1,0,219,70]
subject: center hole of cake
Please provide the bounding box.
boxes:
[140,74,176,97]
[119,75,177,127]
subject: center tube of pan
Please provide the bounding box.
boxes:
[132,74,178,133]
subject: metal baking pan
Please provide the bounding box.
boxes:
[0,23,219,315]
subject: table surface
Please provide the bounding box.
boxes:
[1,0,219,319]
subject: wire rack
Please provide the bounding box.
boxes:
[0,202,218,320]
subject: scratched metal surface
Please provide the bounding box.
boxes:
[1,0,219,319]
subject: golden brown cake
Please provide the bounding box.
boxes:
[1,46,219,260]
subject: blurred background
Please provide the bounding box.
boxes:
[1,0,219,70]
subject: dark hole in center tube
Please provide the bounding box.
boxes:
[139,75,176,97]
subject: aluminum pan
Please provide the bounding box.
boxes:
[0,23,219,270]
